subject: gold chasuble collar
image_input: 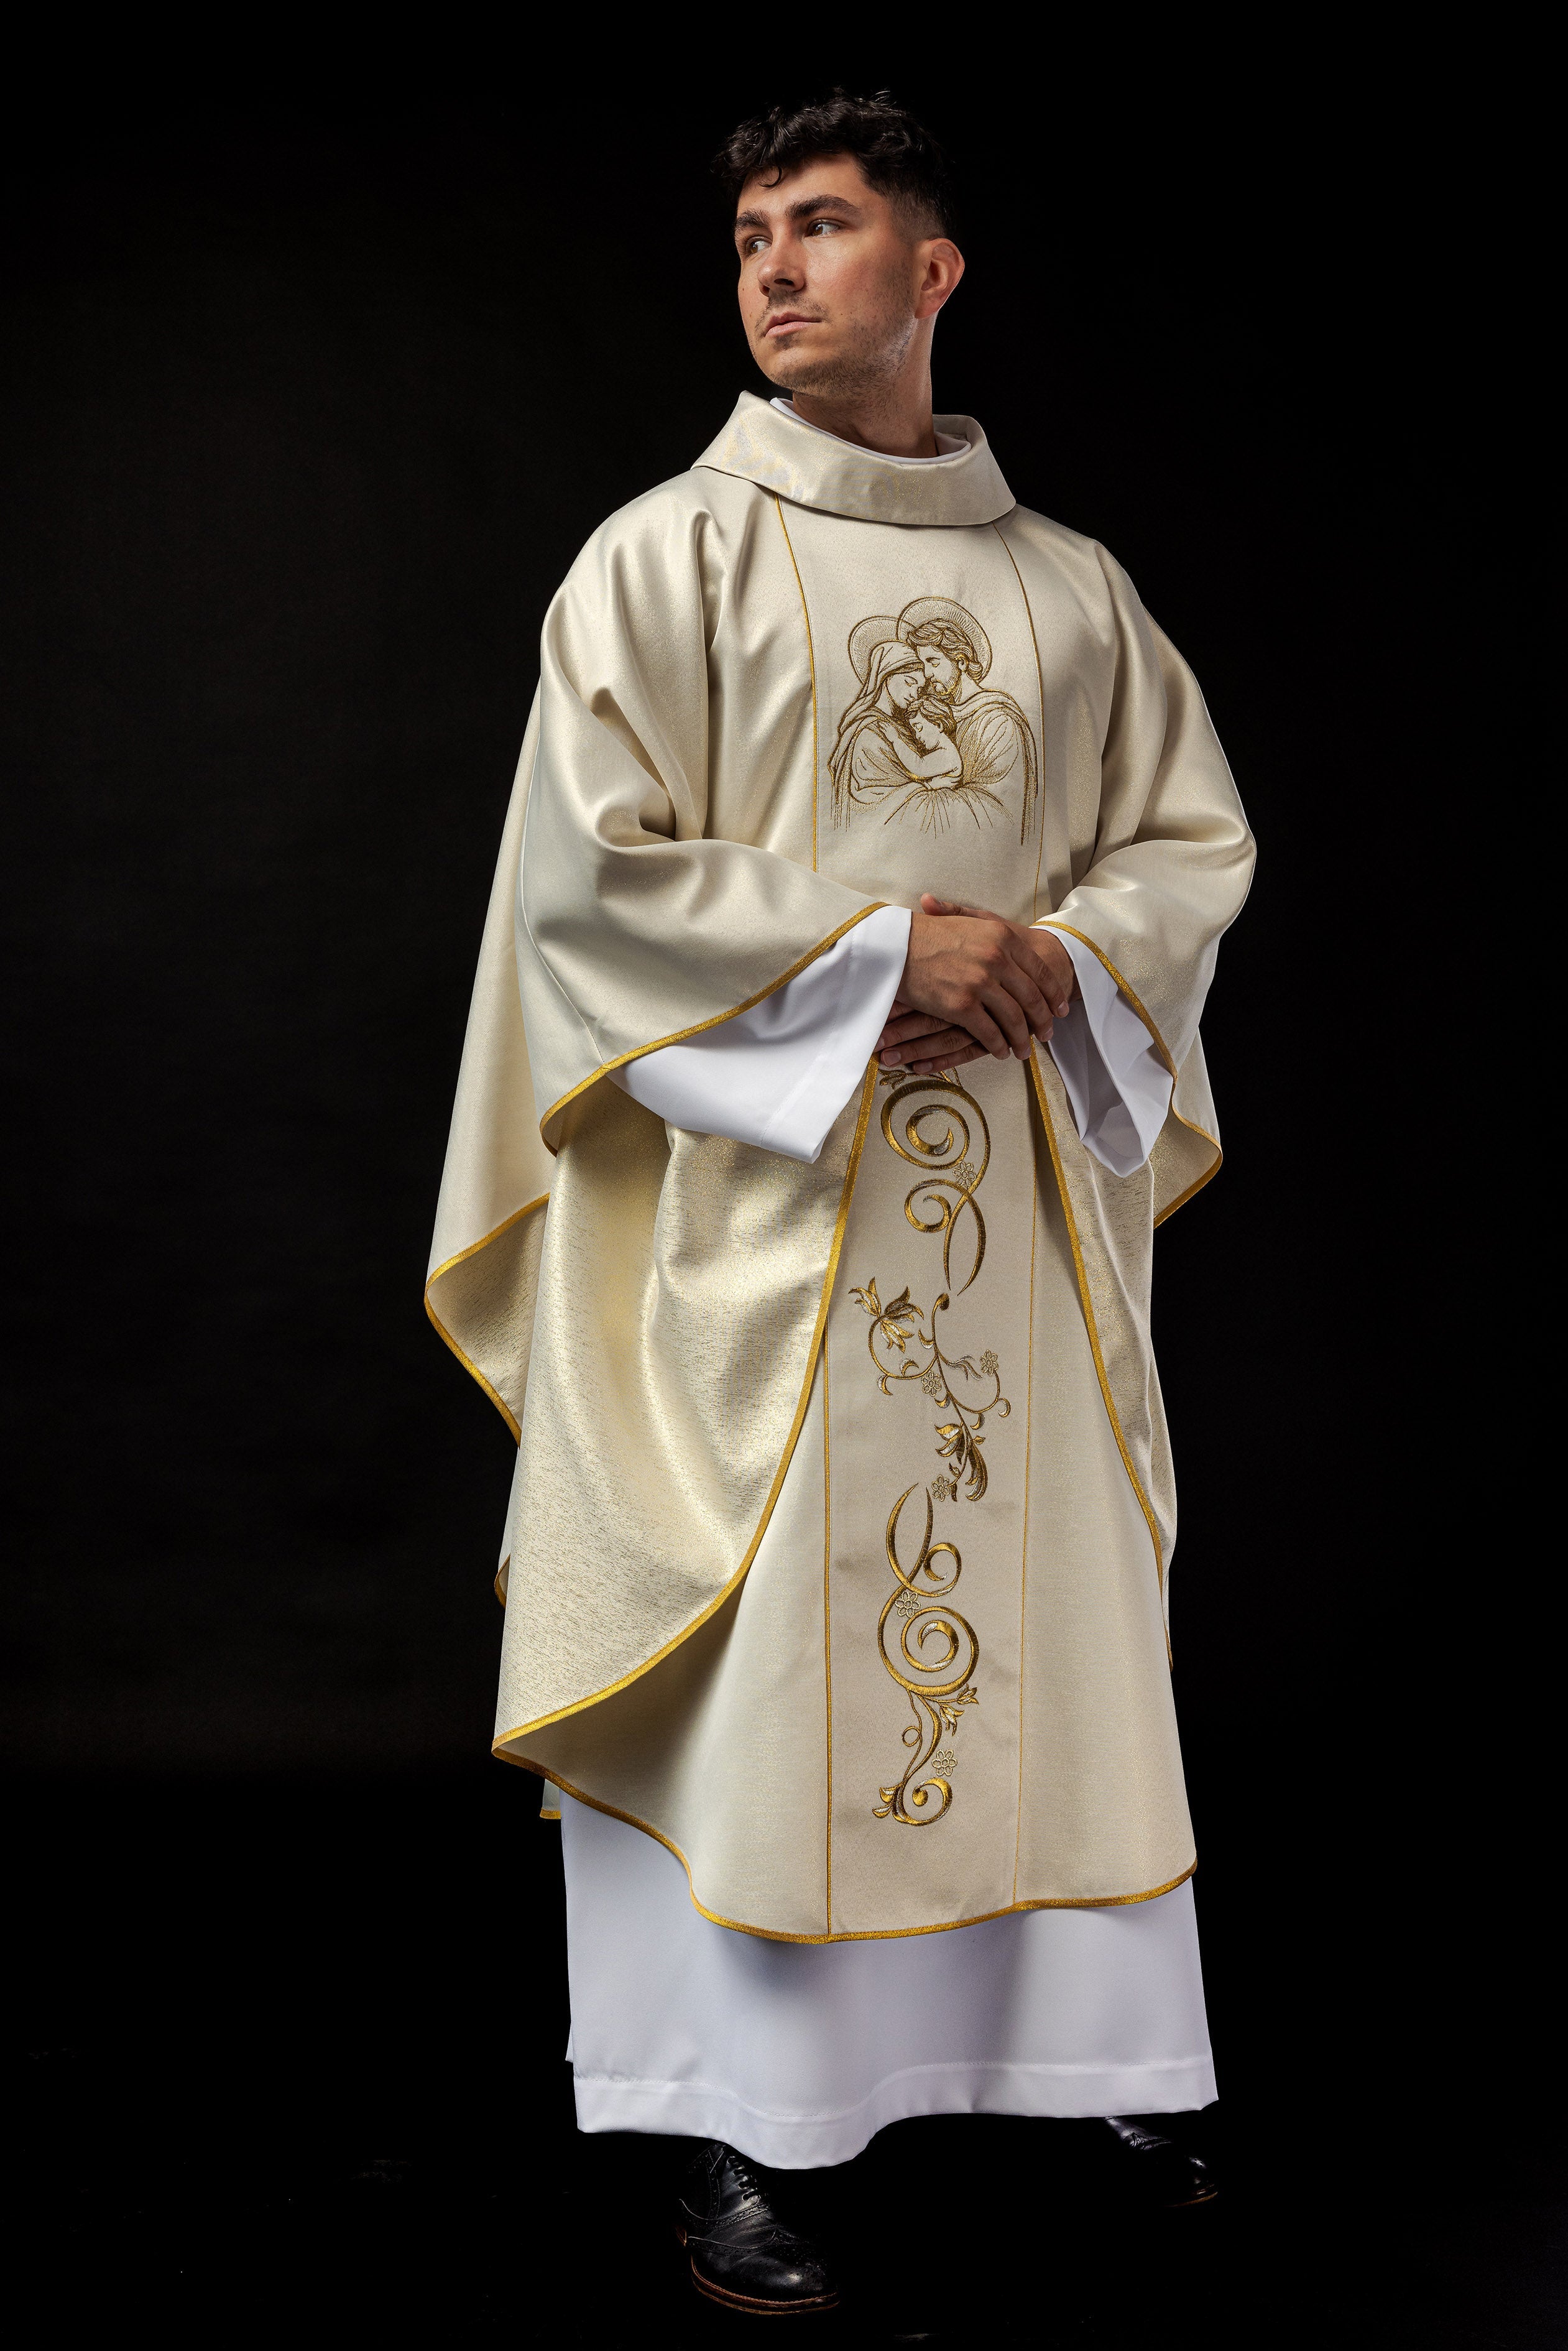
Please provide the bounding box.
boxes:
[695,392,1015,529]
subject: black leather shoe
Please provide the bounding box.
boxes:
[675,2140,839,2314]
[1097,2116,1217,2206]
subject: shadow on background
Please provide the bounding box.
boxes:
[13,1771,1564,2345]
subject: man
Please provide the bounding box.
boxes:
[428,92,1253,2316]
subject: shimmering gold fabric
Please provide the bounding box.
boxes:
[426,701,556,1431]
[431,392,1253,1936]
[519,1055,1192,1938]
[494,1072,872,1737]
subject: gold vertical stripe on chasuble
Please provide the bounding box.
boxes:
[1034,921,1224,1226]
[492,1060,880,1748]
[822,1342,834,1933]
[535,905,885,1147]
[1011,1183,1038,1905]
[500,1753,1195,1942]
[773,496,820,871]
[423,1191,552,1440]
[991,522,1051,925]
[1028,1053,1168,1640]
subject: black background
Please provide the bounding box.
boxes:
[2,63,1554,2346]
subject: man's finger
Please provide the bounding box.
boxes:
[877,1007,965,1051]
[900,1027,990,1075]
[1000,941,1062,1033]
[879,1022,980,1068]
[985,940,1059,1051]
[1028,930,1079,1015]
[979,980,1034,1059]
[906,1040,989,1075]
[922,892,994,921]
[921,895,1074,1020]
[988,923,1069,1022]
[955,999,1011,1058]
[985,991,1051,1053]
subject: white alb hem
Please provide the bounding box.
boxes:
[572,2053,1218,2169]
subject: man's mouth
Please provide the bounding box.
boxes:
[762,312,819,339]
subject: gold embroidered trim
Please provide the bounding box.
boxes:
[492,1060,879,1745]
[1153,1154,1224,1227]
[821,1343,834,1929]
[1035,924,1181,1076]
[991,522,1051,924]
[851,1071,1010,1823]
[423,1192,552,1441]
[1012,1176,1038,1903]
[773,497,819,871]
[1034,920,1224,1221]
[535,904,886,1150]
[503,1755,1195,1942]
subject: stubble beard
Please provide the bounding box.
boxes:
[763,299,916,400]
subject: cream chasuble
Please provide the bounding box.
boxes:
[427,392,1255,1942]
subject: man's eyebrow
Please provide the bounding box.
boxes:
[732,192,866,236]
[785,192,864,221]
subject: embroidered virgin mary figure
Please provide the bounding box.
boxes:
[828,633,964,826]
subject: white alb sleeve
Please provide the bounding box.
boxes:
[1041,930,1173,1178]
[611,905,911,1164]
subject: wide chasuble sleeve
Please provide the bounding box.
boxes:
[430,394,1254,1941]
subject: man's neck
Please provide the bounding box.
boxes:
[785,377,938,461]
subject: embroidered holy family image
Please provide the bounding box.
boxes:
[828,596,1038,840]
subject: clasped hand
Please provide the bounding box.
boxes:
[875,894,1078,1076]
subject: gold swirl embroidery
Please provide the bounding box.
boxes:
[850,1073,1008,1825]
[869,1486,980,1824]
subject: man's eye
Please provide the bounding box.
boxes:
[806,218,839,235]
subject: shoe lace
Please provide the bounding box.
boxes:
[722,2148,767,2205]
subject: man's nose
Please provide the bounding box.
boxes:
[758,242,802,297]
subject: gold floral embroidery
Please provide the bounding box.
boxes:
[851,1073,1009,1826]
[851,1277,1008,1501]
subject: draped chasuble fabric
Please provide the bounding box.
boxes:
[427,392,1255,1941]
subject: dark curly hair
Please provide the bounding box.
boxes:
[714,90,956,240]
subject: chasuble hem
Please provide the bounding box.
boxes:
[499,1755,1195,1942]
[423,1192,551,1441]
[1152,1153,1224,1229]
[534,902,889,1153]
[491,1061,880,1745]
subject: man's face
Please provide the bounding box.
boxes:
[918,644,961,698]
[733,154,941,398]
